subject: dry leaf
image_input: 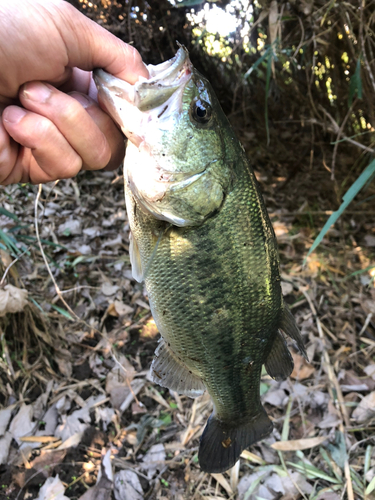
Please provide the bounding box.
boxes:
[9,403,35,445]
[114,470,143,500]
[211,473,233,496]
[352,392,375,423]
[281,281,293,296]
[290,352,315,380]
[271,435,328,451]
[55,395,105,441]
[0,432,12,465]
[263,387,288,407]
[113,300,134,316]
[57,219,82,236]
[35,475,69,500]
[0,404,15,436]
[101,283,120,296]
[142,443,166,479]
[0,284,28,316]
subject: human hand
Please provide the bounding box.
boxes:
[0,0,149,185]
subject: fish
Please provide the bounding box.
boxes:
[93,46,307,474]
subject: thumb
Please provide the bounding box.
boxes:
[55,2,149,83]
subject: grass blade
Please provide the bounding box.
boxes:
[306,158,375,259]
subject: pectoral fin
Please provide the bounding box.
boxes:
[280,304,308,360]
[151,339,206,398]
[265,330,294,381]
[129,231,143,283]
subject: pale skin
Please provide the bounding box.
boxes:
[0,0,149,185]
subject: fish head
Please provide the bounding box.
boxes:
[94,47,235,226]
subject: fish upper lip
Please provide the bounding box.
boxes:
[93,47,192,112]
[145,46,190,85]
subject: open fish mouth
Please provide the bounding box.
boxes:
[93,46,192,113]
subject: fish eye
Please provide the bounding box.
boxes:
[190,98,212,125]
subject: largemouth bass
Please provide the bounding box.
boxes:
[94,47,307,473]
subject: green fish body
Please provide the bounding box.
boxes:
[94,47,307,473]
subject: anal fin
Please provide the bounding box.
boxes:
[280,304,308,360]
[265,330,294,381]
[151,339,206,398]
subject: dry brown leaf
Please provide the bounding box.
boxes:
[271,435,328,451]
[290,352,315,380]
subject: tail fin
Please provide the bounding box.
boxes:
[198,409,272,473]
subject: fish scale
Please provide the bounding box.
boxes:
[94,46,307,473]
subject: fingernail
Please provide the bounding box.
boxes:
[69,92,91,109]
[23,82,51,103]
[3,107,27,124]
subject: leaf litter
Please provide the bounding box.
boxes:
[0,167,373,500]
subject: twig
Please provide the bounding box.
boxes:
[292,15,305,60]
[0,248,30,287]
[319,105,375,154]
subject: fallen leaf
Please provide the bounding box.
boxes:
[57,219,82,236]
[237,469,313,500]
[0,432,12,464]
[281,281,293,296]
[0,284,28,316]
[271,435,328,451]
[352,392,375,423]
[211,473,233,496]
[79,450,113,500]
[263,388,288,407]
[0,404,15,435]
[35,475,69,500]
[57,432,83,450]
[9,403,35,445]
[290,352,315,380]
[112,301,134,317]
[101,283,120,296]
[55,395,105,441]
[114,470,143,500]
[141,443,166,479]
[364,364,375,380]
[29,449,67,478]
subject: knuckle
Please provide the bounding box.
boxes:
[94,136,111,169]
[34,116,55,139]
[60,156,83,179]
